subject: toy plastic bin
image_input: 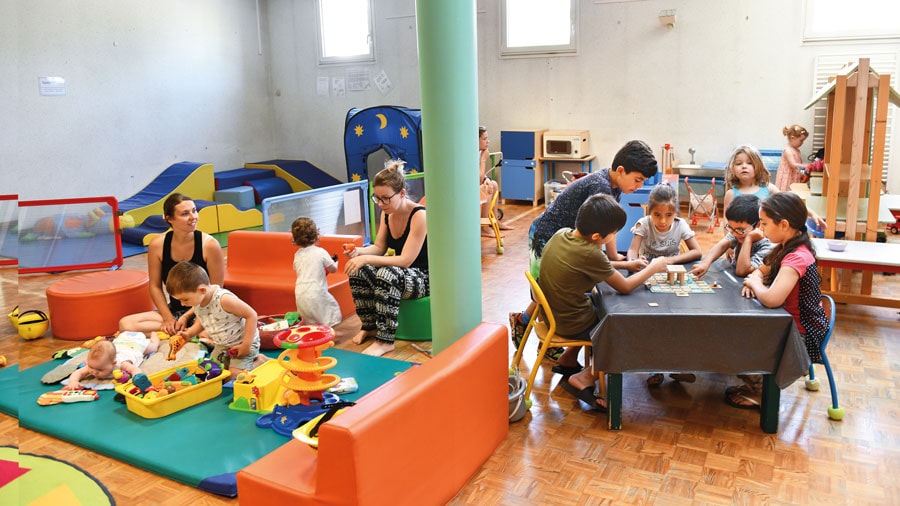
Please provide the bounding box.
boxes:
[544,181,566,206]
[114,364,231,419]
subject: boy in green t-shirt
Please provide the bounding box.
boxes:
[539,194,667,411]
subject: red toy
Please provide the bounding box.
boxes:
[684,177,720,233]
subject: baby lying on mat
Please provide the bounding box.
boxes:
[62,332,160,390]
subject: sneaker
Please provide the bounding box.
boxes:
[546,347,565,362]
[509,312,526,349]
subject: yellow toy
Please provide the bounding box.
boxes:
[7,305,18,328]
[17,310,50,340]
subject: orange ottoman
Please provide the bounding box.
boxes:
[46,270,153,340]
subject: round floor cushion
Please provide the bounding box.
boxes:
[45,270,153,340]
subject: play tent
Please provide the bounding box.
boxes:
[344,106,423,182]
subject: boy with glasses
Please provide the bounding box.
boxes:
[690,194,774,278]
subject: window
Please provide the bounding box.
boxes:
[500,0,577,57]
[803,0,900,42]
[316,0,375,65]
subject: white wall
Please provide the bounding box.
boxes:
[12,0,276,201]
[473,0,900,191]
[9,0,900,200]
[264,0,422,180]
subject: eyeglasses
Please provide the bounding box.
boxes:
[724,223,754,235]
[371,191,400,205]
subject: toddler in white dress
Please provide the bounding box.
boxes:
[291,217,342,327]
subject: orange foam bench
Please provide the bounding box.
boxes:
[45,270,154,340]
[224,230,362,318]
[237,322,509,505]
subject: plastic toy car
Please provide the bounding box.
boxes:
[888,210,900,234]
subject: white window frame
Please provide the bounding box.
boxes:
[316,0,375,66]
[500,0,578,58]
[803,0,900,42]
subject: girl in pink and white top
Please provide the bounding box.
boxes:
[726,192,828,409]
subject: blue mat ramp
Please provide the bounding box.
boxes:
[215,168,276,190]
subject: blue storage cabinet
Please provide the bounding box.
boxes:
[500,129,546,206]
[615,187,651,255]
[615,176,680,254]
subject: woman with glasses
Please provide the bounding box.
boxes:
[343,160,429,357]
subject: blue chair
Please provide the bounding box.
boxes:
[804,294,844,420]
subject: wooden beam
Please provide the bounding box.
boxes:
[845,58,870,241]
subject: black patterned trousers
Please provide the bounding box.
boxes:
[349,265,430,344]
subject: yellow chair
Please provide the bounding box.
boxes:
[481,189,503,254]
[481,151,504,254]
[510,270,599,403]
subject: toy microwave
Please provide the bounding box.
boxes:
[543,130,590,158]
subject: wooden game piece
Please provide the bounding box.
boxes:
[667,265,686,285]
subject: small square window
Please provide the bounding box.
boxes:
[501,0,577,57]
[317,0,375,65]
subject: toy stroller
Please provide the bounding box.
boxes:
[683,176,720,233]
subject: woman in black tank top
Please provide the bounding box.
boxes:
[118,193,225,336]
[343,161,430,357]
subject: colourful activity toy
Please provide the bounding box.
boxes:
[113,369,131,384]
[37,389,100,406]
[254,325,343,437]
[114,358,232,418]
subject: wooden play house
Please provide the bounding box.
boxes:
[803,57,900,307]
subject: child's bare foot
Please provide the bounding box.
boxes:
[352,329,376,345]
[362,341,394,357]
[252,355,270,369]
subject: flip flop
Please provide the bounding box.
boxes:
[724,385,761,410]
[646,373,664,386]
[551,364,583,377]
[560,378,608,413]
[669,373,697,383]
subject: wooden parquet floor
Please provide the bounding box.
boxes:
[3,202,900,505]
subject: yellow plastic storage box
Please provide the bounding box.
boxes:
[114,363,231,419]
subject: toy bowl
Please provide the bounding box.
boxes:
[827,240,848,252]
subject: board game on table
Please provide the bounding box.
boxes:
[644,271,716,294]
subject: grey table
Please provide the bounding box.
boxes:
[591,268,811,433]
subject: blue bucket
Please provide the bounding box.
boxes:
[806,218,824,238]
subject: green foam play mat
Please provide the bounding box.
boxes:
[18,348,412,497]
[0,365,17,417]
[0,446,115,505]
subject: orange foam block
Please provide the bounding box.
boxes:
[45,270,153,340]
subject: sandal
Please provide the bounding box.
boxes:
[725,384,761,410]
[560,378,608,413]
[646,373,664,386]
[551,363,583,377]
[545,347,565,362]
[669,373,697,383]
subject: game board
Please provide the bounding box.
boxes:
[645,272,716,294]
